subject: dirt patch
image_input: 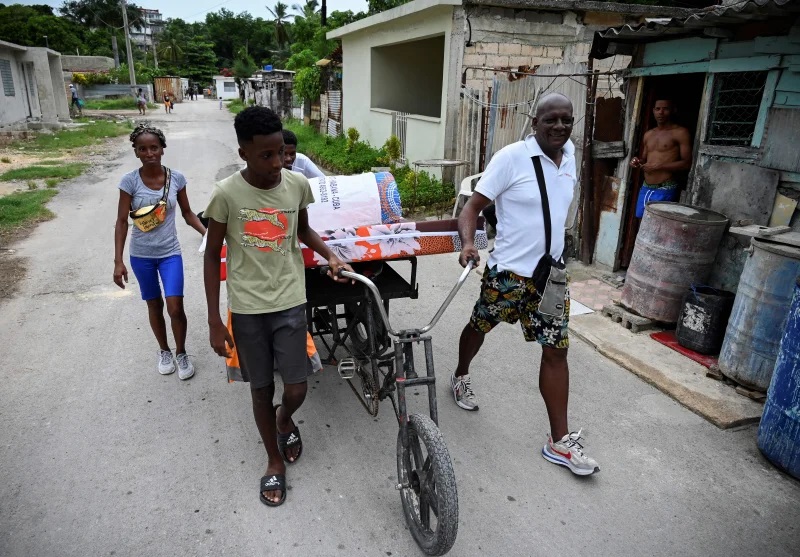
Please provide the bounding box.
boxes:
[0,252,27,299]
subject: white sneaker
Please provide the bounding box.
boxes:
[450,373,479,411]
[542,430,600,476]
[157,349,175,375]
[176,352,195,380]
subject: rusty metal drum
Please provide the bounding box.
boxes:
[621,202,728,323]
[719,238,800,391]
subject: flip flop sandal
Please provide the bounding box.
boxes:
[275,404,303,464]
[259,474,286,507]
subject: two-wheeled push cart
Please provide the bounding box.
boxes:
[306,258,475,556]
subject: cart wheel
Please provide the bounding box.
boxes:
[345,301,389,356]
[396,414,458,556]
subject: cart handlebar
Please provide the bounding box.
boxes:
[320,260,477,337]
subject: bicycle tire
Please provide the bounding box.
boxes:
[396,414,458,556]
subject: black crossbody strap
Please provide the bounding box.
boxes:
[161,166,172,202]
[531,156,551,255]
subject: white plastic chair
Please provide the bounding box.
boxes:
[452,172,484,218]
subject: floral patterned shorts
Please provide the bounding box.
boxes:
[469,265,570,348]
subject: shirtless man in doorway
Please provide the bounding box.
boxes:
[630,98,693,218]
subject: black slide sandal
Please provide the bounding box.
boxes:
[259,474,286,507]
[275,404,303,463]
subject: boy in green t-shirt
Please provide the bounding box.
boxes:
[203,106,352,507]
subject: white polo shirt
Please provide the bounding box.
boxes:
[475,135,576,277]
[292,152,325,180]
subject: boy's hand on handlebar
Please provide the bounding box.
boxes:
[459,246,480,268]
[327,255,354,284]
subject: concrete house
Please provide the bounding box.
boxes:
[213,75,240,100]
[326,0,691,176]
[588,0,800,287]
[0,40,70,131]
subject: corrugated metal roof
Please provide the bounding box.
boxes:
[592,0,800,57]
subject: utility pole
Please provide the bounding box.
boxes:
[111,35,120,68]
[120,0,137,92]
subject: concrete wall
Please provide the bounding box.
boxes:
[461,7,632,93]
[338,4,455,165]
[0,46,30,128]
[61,55,114,73]
[371,35,445,117]
[1,44,67,129]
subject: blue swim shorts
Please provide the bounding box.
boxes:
[129,254,184,301]
[636,181,679,218]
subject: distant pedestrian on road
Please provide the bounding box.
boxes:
[113,124,207,380]
[69,84,82,116]
[202,107,352,507]
[282,130,325,180]
[219,97,223,110]
[163,91,173,114]
[630,96,693,218]
[136,88,147,116]
[453,93,600,476]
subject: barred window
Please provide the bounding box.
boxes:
[0,59,14,96]
[707,71,768,146]
[223,82,236,92]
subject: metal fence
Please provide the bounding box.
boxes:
[392,111,409,165]
[326,90,342,137]
[454,62,590,188]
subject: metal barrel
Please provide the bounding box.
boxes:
[719,238,800,391]
[757,277,800,479]
[621,202,728,323]
[675,286,735,355]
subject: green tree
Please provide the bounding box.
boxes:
[0,4,85,52]
[292,0,319,20]
[265,2,292,47]
[59,0,142,30]
[232,49,258,102]
[158,36,184,64]
[294,65,321,102]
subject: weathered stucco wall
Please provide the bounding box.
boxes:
[461,7,632,93]
[0,46,30,128]
[339,5,454,165]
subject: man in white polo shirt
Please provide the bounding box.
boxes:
[453,93,599,476]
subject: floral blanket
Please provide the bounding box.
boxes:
[302,219,489,267]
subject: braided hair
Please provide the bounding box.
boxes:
[129,122,167,148]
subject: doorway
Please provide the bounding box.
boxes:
[618,73,706,268]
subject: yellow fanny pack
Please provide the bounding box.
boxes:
[130,167,172,233]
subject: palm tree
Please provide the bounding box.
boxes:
[266,2,292,47]
[158,37,185,64]
[291,0,319,19]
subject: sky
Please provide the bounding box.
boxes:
[13,0,370,22]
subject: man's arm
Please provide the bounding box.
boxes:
[457,192,492,267]
[203,218,234,357]
[631,130,651,168]
[297,208,353,282]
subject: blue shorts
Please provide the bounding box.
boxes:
[636,182,679,218]
[129,254,184,301]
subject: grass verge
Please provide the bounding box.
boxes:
[83,98,158,110]
[1,163,89,182]
[0,189,58,231]
[21,119,132,153]
[227,99,246,114]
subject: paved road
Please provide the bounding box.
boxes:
[1,99,798,557]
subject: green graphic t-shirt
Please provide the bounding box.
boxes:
[204,169,315,314]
